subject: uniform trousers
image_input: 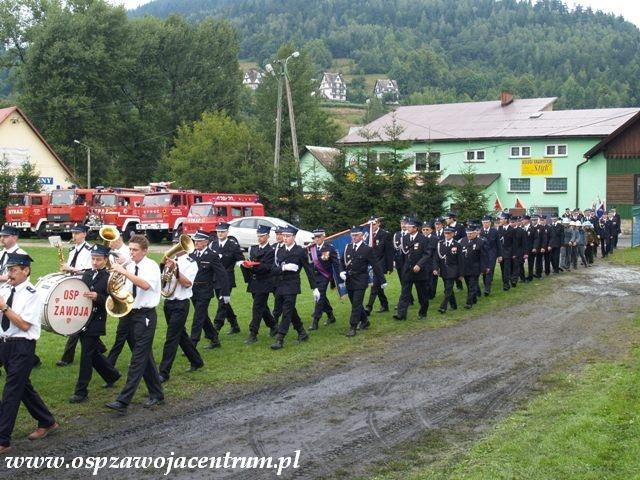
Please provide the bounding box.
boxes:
[0,339,55,446]
[439,278,458,311]
[347,288,368,327]
[276,294,304,336]
[75,334,120,397]
[60,332,106,364]
[160,299,203,379]
[312,278,334,319]
[213,288,239,331]
[464,275,480,306]
[396,280,429,318]
[249,292,276,335]
[190,286,219,346]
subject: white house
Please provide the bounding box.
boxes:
[243,68,263,90]
[374,79,400,103]
[319,72,347,101]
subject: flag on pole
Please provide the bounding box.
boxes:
[515,196,526,209]
[596,197,606,218]
[493,193,503,212]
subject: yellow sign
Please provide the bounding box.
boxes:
[521,158,553,176]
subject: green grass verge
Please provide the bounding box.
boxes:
[5,246,552,439]
[607,246,640,266]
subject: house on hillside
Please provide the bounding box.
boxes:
[373,79,400,104]
[319,73,347,102]
[0,106,73,189]
[337,92,640,220]
[300,146,341,193]
[243,68,263,90]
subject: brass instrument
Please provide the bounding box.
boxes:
[99,226,134,318]
[161,234,195,298]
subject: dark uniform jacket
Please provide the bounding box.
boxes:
[460,237,488,276]
[392,231,408,266]
[521,225,535,255]
[449,222,466,241]
[437,239,464,279]
[309,242,342,285]
[479,226,501,264]
[81,268,109,336]
[242,243,275,294]
[369,228,394,273]
[533,224,549,251]
[270,244,316,295]
[209,237,244,288]
[190,247,230,297]
[401,232,435,282]
[498,225,515,258]
[598,219,612,239]
[342,242,385,291]
[513,226,525,259]
[548,223,564,248]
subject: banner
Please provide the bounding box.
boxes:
[521,158,552,176]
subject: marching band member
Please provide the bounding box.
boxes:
[0,253,58,454]
[108,230,131,265]
[106,234,164,413]
[68,245,121,403]
[0,225,27,281]
[158,242,203,383]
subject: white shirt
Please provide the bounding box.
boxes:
[127,255,161,309]
[0,281,42,340]
[68,242,92,271]
[0,244,27,274]
[165,254,198,301]
[111,243,131,265]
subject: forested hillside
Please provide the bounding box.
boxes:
[131,0,640,108]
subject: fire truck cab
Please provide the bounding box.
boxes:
[183,194,264,236]
[46,188,96,236]
[4,192,50,237]
[87,188,145,239]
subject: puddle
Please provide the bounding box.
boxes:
[567,285,629,297]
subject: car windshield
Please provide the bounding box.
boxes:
[51,190,75,205]
[8,195,26,206]
[189,204,214,216]
[142,194,171,206]
[93,194,116,207]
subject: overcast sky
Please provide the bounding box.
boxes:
[108,0,640,26]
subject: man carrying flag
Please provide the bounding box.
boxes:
[309,228,342,330]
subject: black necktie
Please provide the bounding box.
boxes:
[0,251,6,268]
[2,287,15,331]
[70,248,80,268]
[132,265,139,298]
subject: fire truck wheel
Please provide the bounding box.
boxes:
[60,232,72,241]
[36,224,47,239]
[124,224,136,241]
[147,231,164,243]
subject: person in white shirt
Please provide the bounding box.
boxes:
[158,249,203,383]
[0,253,58,454]
[109,232,131,265]
[0,225,28,281]
[61,224,92,275]
[106,234,164,413]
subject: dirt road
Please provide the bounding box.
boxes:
[6,262,640,479]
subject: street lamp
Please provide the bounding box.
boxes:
[265,51,301,190]
[73,139,91,188]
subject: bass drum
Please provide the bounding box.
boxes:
[35,273,92,336]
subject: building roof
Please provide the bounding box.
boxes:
[439,173,501,188]
[337,97,640,144]
[244,68,262,83]
[583,110,640,159]
[322,72,344,85]
[374,79,399,91]
[302,146,341,169]
[0,106,74,178]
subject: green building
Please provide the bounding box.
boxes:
[336,94,640,219]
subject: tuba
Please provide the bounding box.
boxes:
[161,234,195,298]
[99,226,134,318]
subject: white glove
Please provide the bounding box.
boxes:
[221,296,231,304]
[281,263,299,272]
[235,261,244,267]
[338,283,346,290]
[381,283,388,290]
[312,288,321,302]
[339,271,347,281]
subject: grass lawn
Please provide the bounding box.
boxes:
[607,246,640,266]
[5,246,552,439]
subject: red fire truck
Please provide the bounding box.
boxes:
[182,194,264,236]
[86,188,146,239]
[4,192,50,237]
[138,190,218,242]
[46,188,97,236]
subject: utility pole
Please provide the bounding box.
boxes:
[73,139,91,188]
[283,71,301,193]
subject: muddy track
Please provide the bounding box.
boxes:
[6,263,640,479]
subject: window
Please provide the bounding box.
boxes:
[545,177,568,192]
[237,218,256,228]
[545,144,567,157]
[244,207,254,216]
[466,150,485,162]
[31,197,43,206]
[635,174,640,204]
[414,152,441,172]
[510,146,531,158]
[231,207,243,217]
[216,206,228,217]
[509,178,530,192]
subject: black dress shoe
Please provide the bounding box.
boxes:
[346,327,357,337]
[102,373,121,389]
[309,319,319,331]
[269,326,278,337]
[451,305,457,311]
[417,314,427,320]
[324,315,336,326]
[158,375,168,383]
[56,360,70,367]
[297,331,309,342]
[359,320,371,330]
[484,292,490,297]
[377,307,389,313]
[143,398,165,408]
[244,334,258,344]
[364,307,372,316]
[187,363,203,372]
[69,394,87,404]
[105,401,127,412]
[204,340,221,349]
[270,334,284,350]
[464,304,472,309]
[227,327,240,335]
[392,314,406,321]
[438,308,446,314]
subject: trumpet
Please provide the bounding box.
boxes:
[99,226,134,318]
[161,234,195,298]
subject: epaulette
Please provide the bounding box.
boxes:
[84,243,93,250]
[186,256,195,263]
[69,245,75,251]
[26,286,36,294]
